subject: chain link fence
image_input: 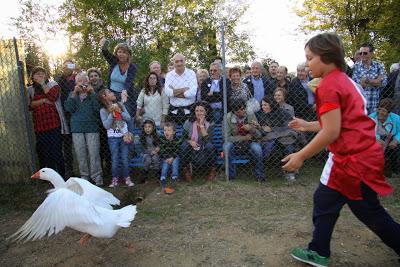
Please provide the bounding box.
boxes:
[0,39,36,183]
[1,28,398,186]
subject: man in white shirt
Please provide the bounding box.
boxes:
[164,53,197,124]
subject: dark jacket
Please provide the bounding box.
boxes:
[55,74,76,122]
[159,136,183,158]
[243,75,275,100]
[200,77,230,106]
[287,77,315,120]
[381,70,399,100]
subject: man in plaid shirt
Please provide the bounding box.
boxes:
[352,43,387,114]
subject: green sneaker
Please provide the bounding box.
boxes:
[291,247,330,267]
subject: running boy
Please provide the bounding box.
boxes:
[282,33,400,267]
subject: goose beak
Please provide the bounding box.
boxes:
[31,171,41,179]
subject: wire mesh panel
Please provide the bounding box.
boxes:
[2,26,398,187]
[0,39,34,183]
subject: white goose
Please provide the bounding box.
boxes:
[9,168,137,244]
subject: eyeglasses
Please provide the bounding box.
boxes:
[174,59,184,63]
[360,52,369,55]
[210,69,218,72]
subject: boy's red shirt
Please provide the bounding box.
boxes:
[315,68,393,200]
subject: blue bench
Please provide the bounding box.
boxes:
[129,124,250,168]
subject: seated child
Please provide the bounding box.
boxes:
[140,118,160,183]
[159,122,182,194]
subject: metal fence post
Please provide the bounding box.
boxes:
[13,37,37,173]
[220,23,229,182]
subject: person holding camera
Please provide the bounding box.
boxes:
[64,72,103,186]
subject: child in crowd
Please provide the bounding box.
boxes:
[140,118,160,183]
[159,122,182,194]
[64,72,103,185]
[98,88,134,188]
[282,33,400,267]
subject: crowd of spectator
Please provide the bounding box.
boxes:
[26,39,400,193]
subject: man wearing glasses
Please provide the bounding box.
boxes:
[243,61,274,103]
[164,53,197,125]
[200,62,229,123]
[352,43,388,114]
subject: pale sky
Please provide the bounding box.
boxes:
[1,0,309,72]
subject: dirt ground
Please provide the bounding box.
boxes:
[1,167,399,267]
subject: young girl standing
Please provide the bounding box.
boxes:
[140,119,160,183]
[282,33,400,266]
[98,89,134,188]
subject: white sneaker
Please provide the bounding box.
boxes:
[109,177,119,188]
[124,177,134,187]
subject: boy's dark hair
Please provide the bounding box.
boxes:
[361,42,374,52]
[164,121,176,131]
[305,33,346,72]
[140,119,160,148]
[379,98,393,113]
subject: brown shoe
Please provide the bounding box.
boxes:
[184,165,193,183]
[206,167,216,182]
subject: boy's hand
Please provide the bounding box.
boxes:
[166,157,173,164]
[281,152,305,172]
[288,117,308,132]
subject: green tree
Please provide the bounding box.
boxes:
[12,0,59,77]
[296,0,400,68]
[59,0,255,86]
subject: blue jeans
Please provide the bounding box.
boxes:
[224,141,264,179]
[108,137,130,178]
[262,140,276,158]
[160,157,179,180]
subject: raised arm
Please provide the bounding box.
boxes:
[100,38,117,66]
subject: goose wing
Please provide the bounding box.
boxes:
[9,188,103,242]
[65,178,120,209]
